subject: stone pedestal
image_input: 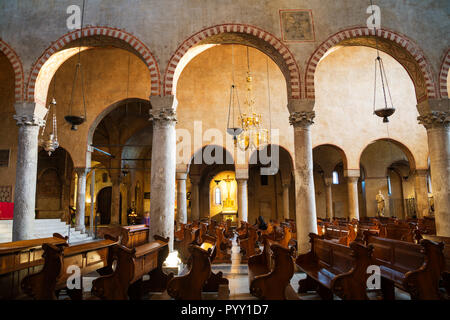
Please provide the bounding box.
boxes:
[324,177,333,221]
[149,96,177,251]
[418,108,450,236]
[414,169,430,218]
[289,108,317,254]
[190,176,200,222]
[282,183,290,220]
[75,168,88,233]
[176,173,187,225]
[345,169,360,221]
[12,104,46,241]
[237,179,248,223]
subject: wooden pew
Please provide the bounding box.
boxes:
[119,224,149,248]
[0,234,67,299]
[364,233,445,299]
[238,225,260,262]
[296,233,373,300]
[167,244,212,300]
[248,235,295,300]
[204,226,231,263]
[174,225,200,264]
[236,221,249,239]
[21,236,119,300]
[413,234,450,295]
[91,235,172,300]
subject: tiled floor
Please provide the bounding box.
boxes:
[66,235,413,300]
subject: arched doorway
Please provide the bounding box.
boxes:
[96,186,122,225]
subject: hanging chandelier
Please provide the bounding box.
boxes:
[370,0,395,123]
[226,45,243,141]
[235,47,269,151]
[39,97,59,156]
[64,0,87,130]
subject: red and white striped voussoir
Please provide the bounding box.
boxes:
[0,39,24,102]
[304,26,437,99]
[26,26,161,102]
[163,23,302,99]
[438,49,450,98]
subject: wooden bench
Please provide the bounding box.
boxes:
[296,233,373,300]
[248,235,295,300]
[364,233,445,299]
[238,225,260,262]
[418,234,450,294]
[174,225,200,263]
[91,235,172,300]
[119,224,149,248]
[0,234,67,299]
[167,244,213,300]
[21,236,118,300]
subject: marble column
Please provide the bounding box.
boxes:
[110,174,121,225]
[176,172,188,225]
[75,168,88,233]
[282,182,290,220]
[12,103,46,241]
[237,179,248,223]
[345,169,360,221]
[418,108,450,236]
[414,169,430,218]
[149,96,177,251]
[289,107,317,254]
[324,177,333,221]
[190,176,200,222]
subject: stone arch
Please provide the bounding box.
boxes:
[26,26,161,106]
[305,26,437,103]
[438,49,450,98]
[312,143,349,171]
[358,138,417,172]
[187,144,235,173]
[0,39,24,102]
[163,24,302,101]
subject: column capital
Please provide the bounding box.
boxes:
[344,169,360,179]
[14,102,48,127]
[176,172,187,180]
[190,175,201,185]
[324,177,333,187]
[417,111,449,130]
[74,167,89,176]
[413,169,429,177]
[150,95,177,124]
[289,111,315,128]
[235,167,249,180]
[347,176,359,183]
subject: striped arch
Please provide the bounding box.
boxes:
[26,26,161,104]
[305,27,437,102]
[163,23,302,99]
[0,39,24,102]
[438,49,450,98]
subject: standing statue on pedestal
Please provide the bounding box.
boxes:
[376,190,385,217]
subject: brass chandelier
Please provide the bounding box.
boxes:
[234,47,269,151]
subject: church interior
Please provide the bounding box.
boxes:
[0,0,449,302]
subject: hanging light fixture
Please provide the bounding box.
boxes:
[370,0,395,123]
[236,47,269,151]
[226,45,243,141]
[39,75,59,156]
[64,0,88,130]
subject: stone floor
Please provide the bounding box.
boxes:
[65,235,412,300]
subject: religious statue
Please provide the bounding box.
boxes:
[376,190,385,217]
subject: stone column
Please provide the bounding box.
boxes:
[324,177,333,221]
[190,175,200,222]
[414,169,430,218]
[149,96,177,251]
[281,183,290,221]
[110,174,121,225]
[75,168,88,233]
[176,172,188,225]
[12,103,47,241]
[289,104,317,254]
[237,179,248,223]
[418,105,450,236]
[345,169,360,221]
